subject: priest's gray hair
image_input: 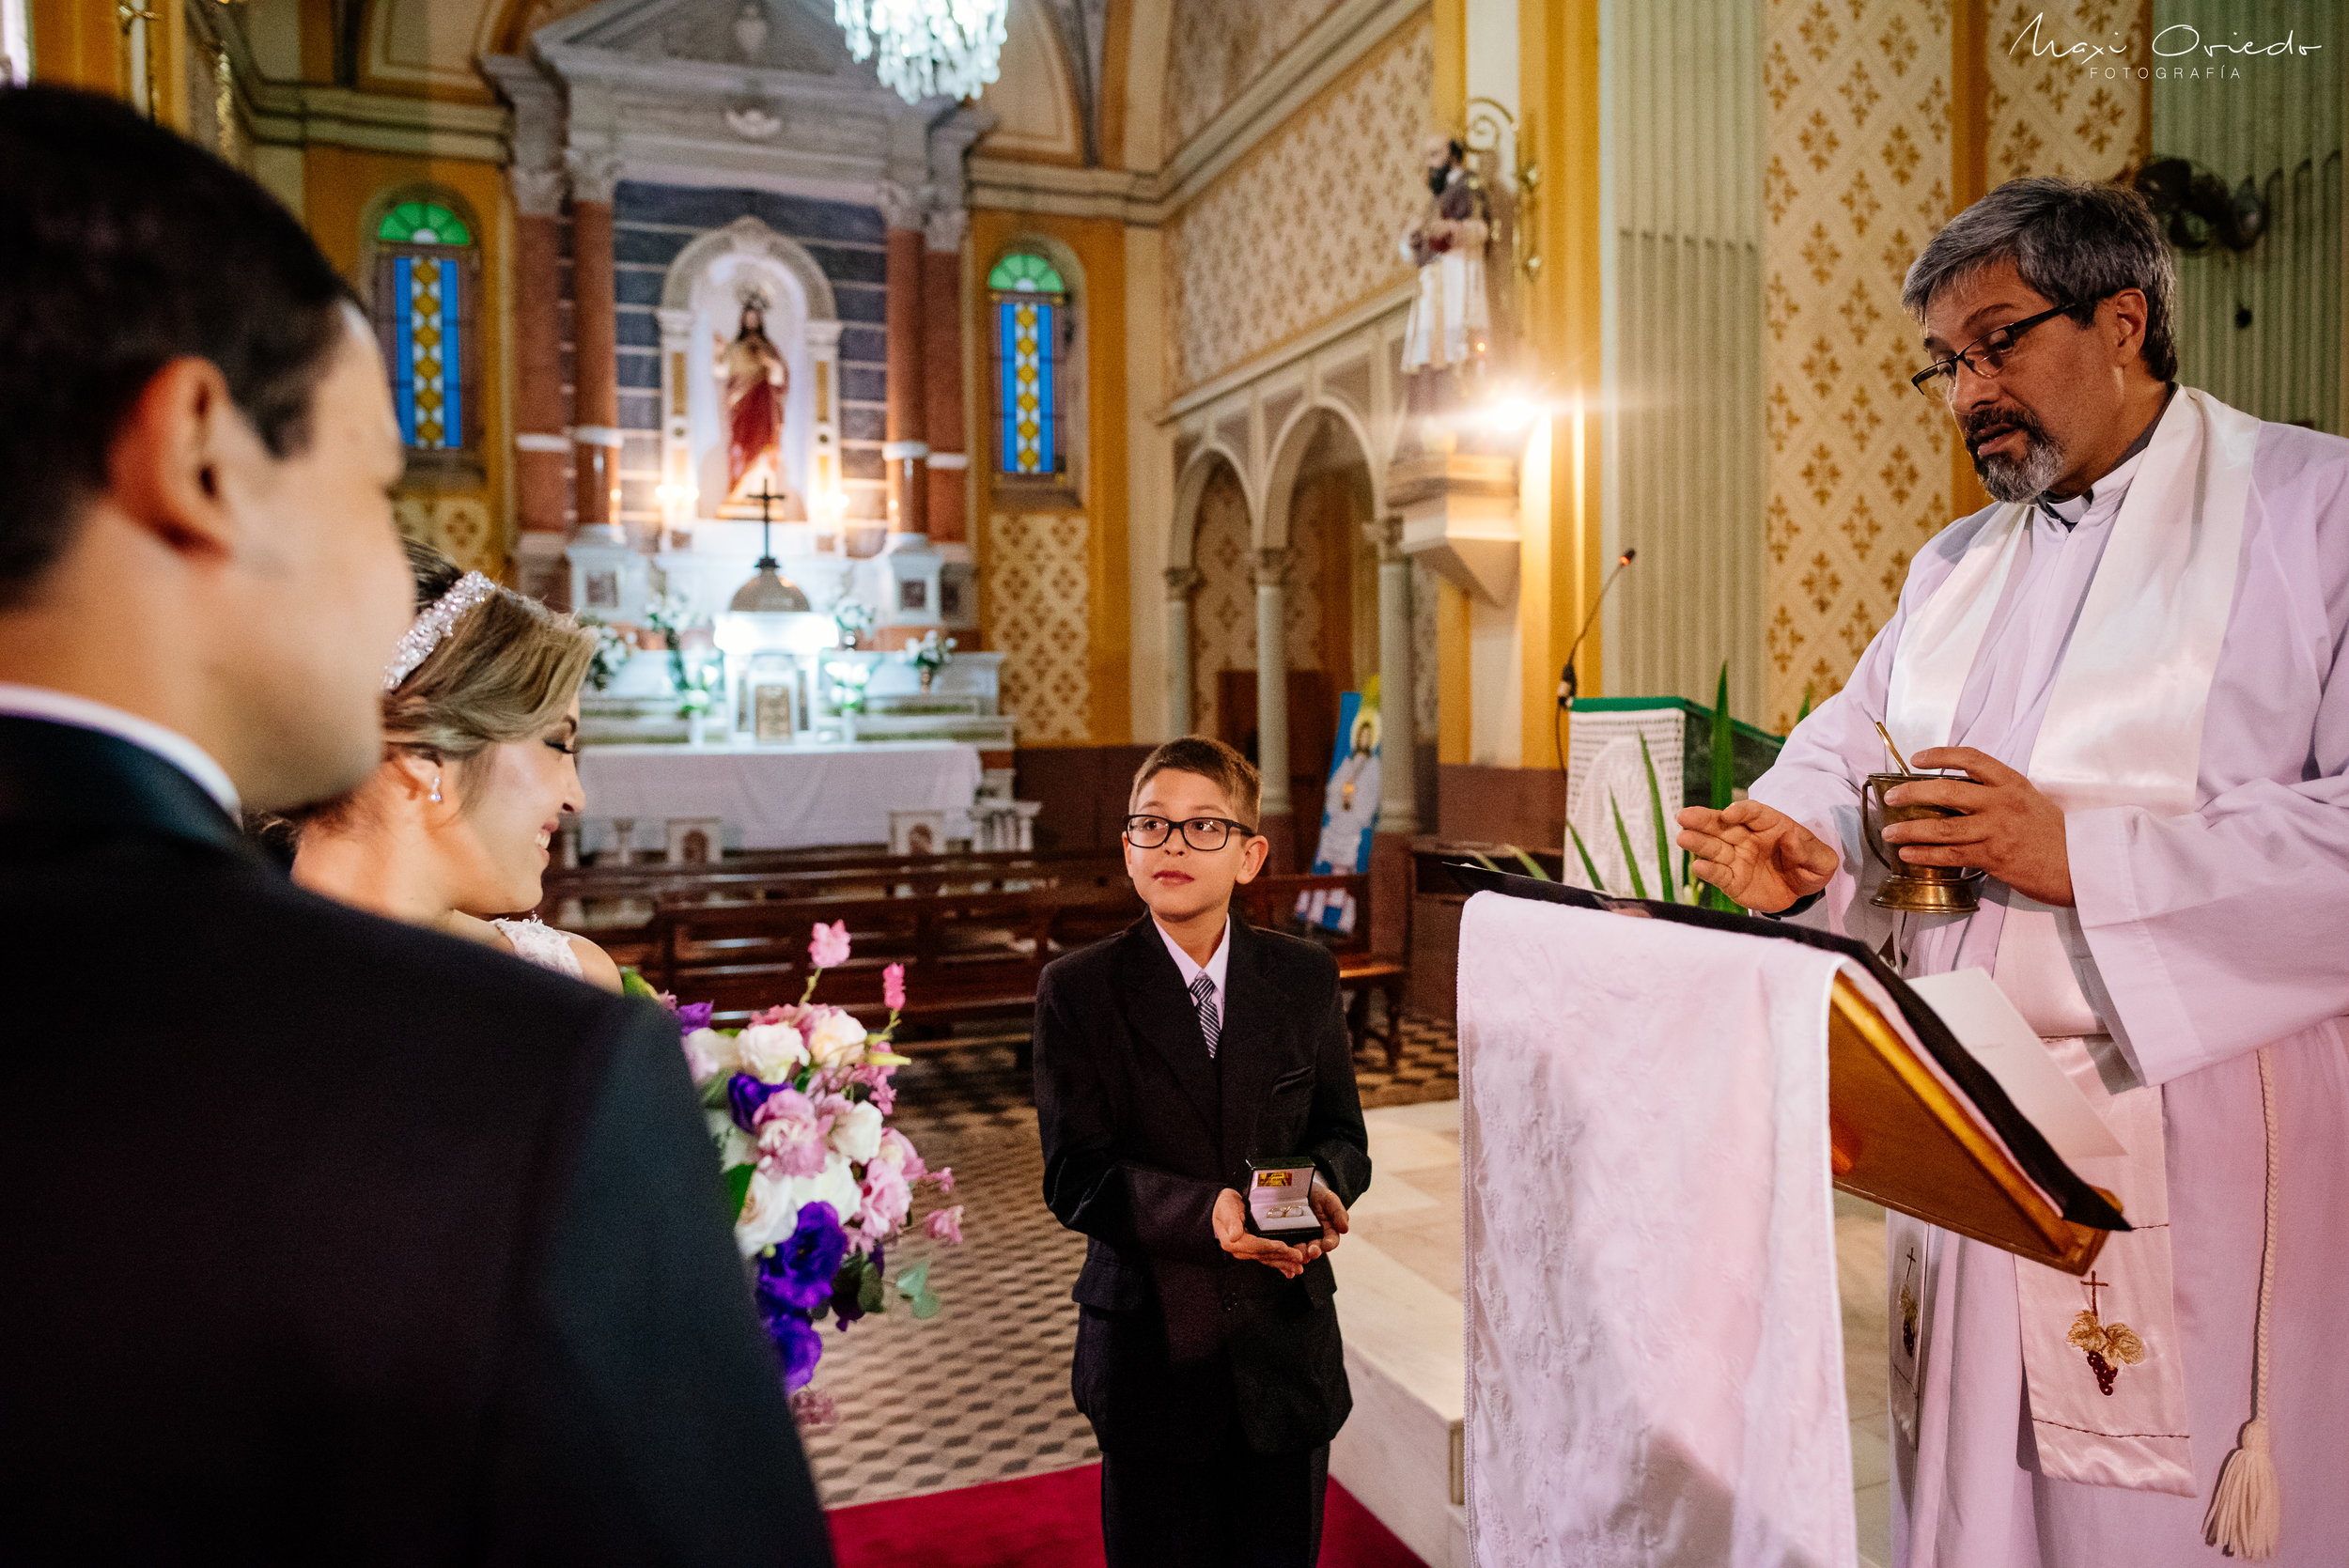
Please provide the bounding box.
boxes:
[1901,177,2178,382]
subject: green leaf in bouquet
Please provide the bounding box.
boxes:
[1566,822,1607,892]
[1638,735,1675,904]
[1608,791,1648,900]
[856,1255,887,1314]
[723,1163,755,1221]
[893,1258,941,1320]
[620,967,661,1001]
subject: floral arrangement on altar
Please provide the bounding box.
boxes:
[635,920,963,1426]
[824,658,873,716]
[901,628,957,690]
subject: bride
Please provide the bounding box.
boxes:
[279,539,624,992]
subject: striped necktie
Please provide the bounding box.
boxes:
[1188,971,1221,1060]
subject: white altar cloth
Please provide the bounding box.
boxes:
[1459,892,1855,1568]
[576,740,983,851]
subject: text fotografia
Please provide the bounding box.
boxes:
[2010,12,2320,81]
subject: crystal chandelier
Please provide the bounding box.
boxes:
[834,0,1008,105]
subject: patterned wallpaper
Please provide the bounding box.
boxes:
[397,494,504,581]
[1985,1,2145,183]
[1757,0,2148,730]
[1163,15,1431,393]
[1761,0,1958,730]
[1162,0,1348,154]
[986,512,1093,743]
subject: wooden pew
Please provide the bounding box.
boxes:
[648,879,1144,1033]
[1237,872,1410,1071]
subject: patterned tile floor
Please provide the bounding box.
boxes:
[802,1003,1459,1508]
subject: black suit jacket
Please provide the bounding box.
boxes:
[1033,911,1371,1461]
[0,716,832,1564]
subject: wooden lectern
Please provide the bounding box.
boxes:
[1451,864,2126,1276]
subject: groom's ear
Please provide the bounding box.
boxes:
[104,358,256,563]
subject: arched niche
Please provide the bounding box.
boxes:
[1169,440,1254,572]
[656,216,843,523]
[1260,399,1384,554]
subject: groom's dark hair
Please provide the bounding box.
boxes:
[0,85,357,608]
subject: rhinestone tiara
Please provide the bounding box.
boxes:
[383,572,500,691]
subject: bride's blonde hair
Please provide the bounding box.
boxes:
[386,537,594,768]
[258,540,594,848]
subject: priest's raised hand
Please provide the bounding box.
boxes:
[1674,800,1842,913]
[1879,746,2074,907]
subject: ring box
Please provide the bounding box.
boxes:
[1246,1157,1322,1244]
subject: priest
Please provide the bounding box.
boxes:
[1677,177,2349,1566]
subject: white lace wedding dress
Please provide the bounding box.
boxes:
[488,917,583,980]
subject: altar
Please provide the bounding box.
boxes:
[576,738,983,854]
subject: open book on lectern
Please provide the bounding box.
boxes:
[1450,862,2129,1276]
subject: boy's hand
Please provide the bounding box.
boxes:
[1308,1175,1348,1256]
[1212,1188,1317,1278]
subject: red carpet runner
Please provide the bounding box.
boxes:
[827,1465,1429,1568]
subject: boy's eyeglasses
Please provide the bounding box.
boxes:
[1124,815,1252,851]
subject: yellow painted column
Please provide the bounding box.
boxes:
[1430,0,1473,783]
[1948,0,1993,520]
[1517,0,1605,766]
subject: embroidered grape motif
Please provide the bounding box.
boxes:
[2085,1349,2118,1395]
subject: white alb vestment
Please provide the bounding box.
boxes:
[1750,390,2349,1567]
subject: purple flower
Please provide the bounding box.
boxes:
[675,1001,714,1035]
[758,1200,848,1313]
[728,1072,798,1131]
[767,1311,823,1391]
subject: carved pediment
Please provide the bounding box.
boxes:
[537,0,862,81]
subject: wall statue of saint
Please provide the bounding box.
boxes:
[716,290,789,506]
[1398,134,1494,421]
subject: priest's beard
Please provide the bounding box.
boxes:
[1961,404,2066,502]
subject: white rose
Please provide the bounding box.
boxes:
[829,1099,883,1164]
[738,1021,809,1083]
[735,1169,801,1258]
[686,1028,739,1078]
[806,1009,869,1070]
[707,1110,754,1170]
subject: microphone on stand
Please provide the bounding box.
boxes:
[1558,549,1637,708]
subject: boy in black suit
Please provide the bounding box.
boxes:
[1034,737,1373,1567]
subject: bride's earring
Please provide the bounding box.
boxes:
[429,773,443,804]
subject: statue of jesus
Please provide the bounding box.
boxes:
[715,294,788,506]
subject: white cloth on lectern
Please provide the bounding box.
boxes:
[1459,892,1856,1568]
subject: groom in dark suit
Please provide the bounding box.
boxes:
[0,86,830,1562]
[1034,737,1373,1567]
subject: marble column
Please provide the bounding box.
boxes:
[510,164,570,601]
[1254,547,1293,865]
[922,205,969,545]
[566,149,624,540]
[1371,517,1420,835]
[879,184,929,539]
[1164,566,1202,737]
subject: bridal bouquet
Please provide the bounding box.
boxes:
[638,921,963,1424]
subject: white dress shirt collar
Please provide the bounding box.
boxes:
[0,684,241,815]
[1155,915,1231,1003]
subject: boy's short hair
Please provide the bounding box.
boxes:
[1128,737,1262,831]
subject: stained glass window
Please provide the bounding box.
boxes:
[377,200,473,246]
[988,252,1069,480]
[371,194,476,456]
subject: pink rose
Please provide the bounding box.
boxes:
[873,1126,926,1184]
[882,962,907,1012]
[809,920,852,970]
[856,1158,913,1240]
[926,1204,965,1246]
[753,1088,832,1180]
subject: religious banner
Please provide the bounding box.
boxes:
[1298,682,1380,934]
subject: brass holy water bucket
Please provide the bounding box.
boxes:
[1861,770,1983,915]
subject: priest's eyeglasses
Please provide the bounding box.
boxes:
[1908,301,2086,400]
[1124,815,1251,851]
